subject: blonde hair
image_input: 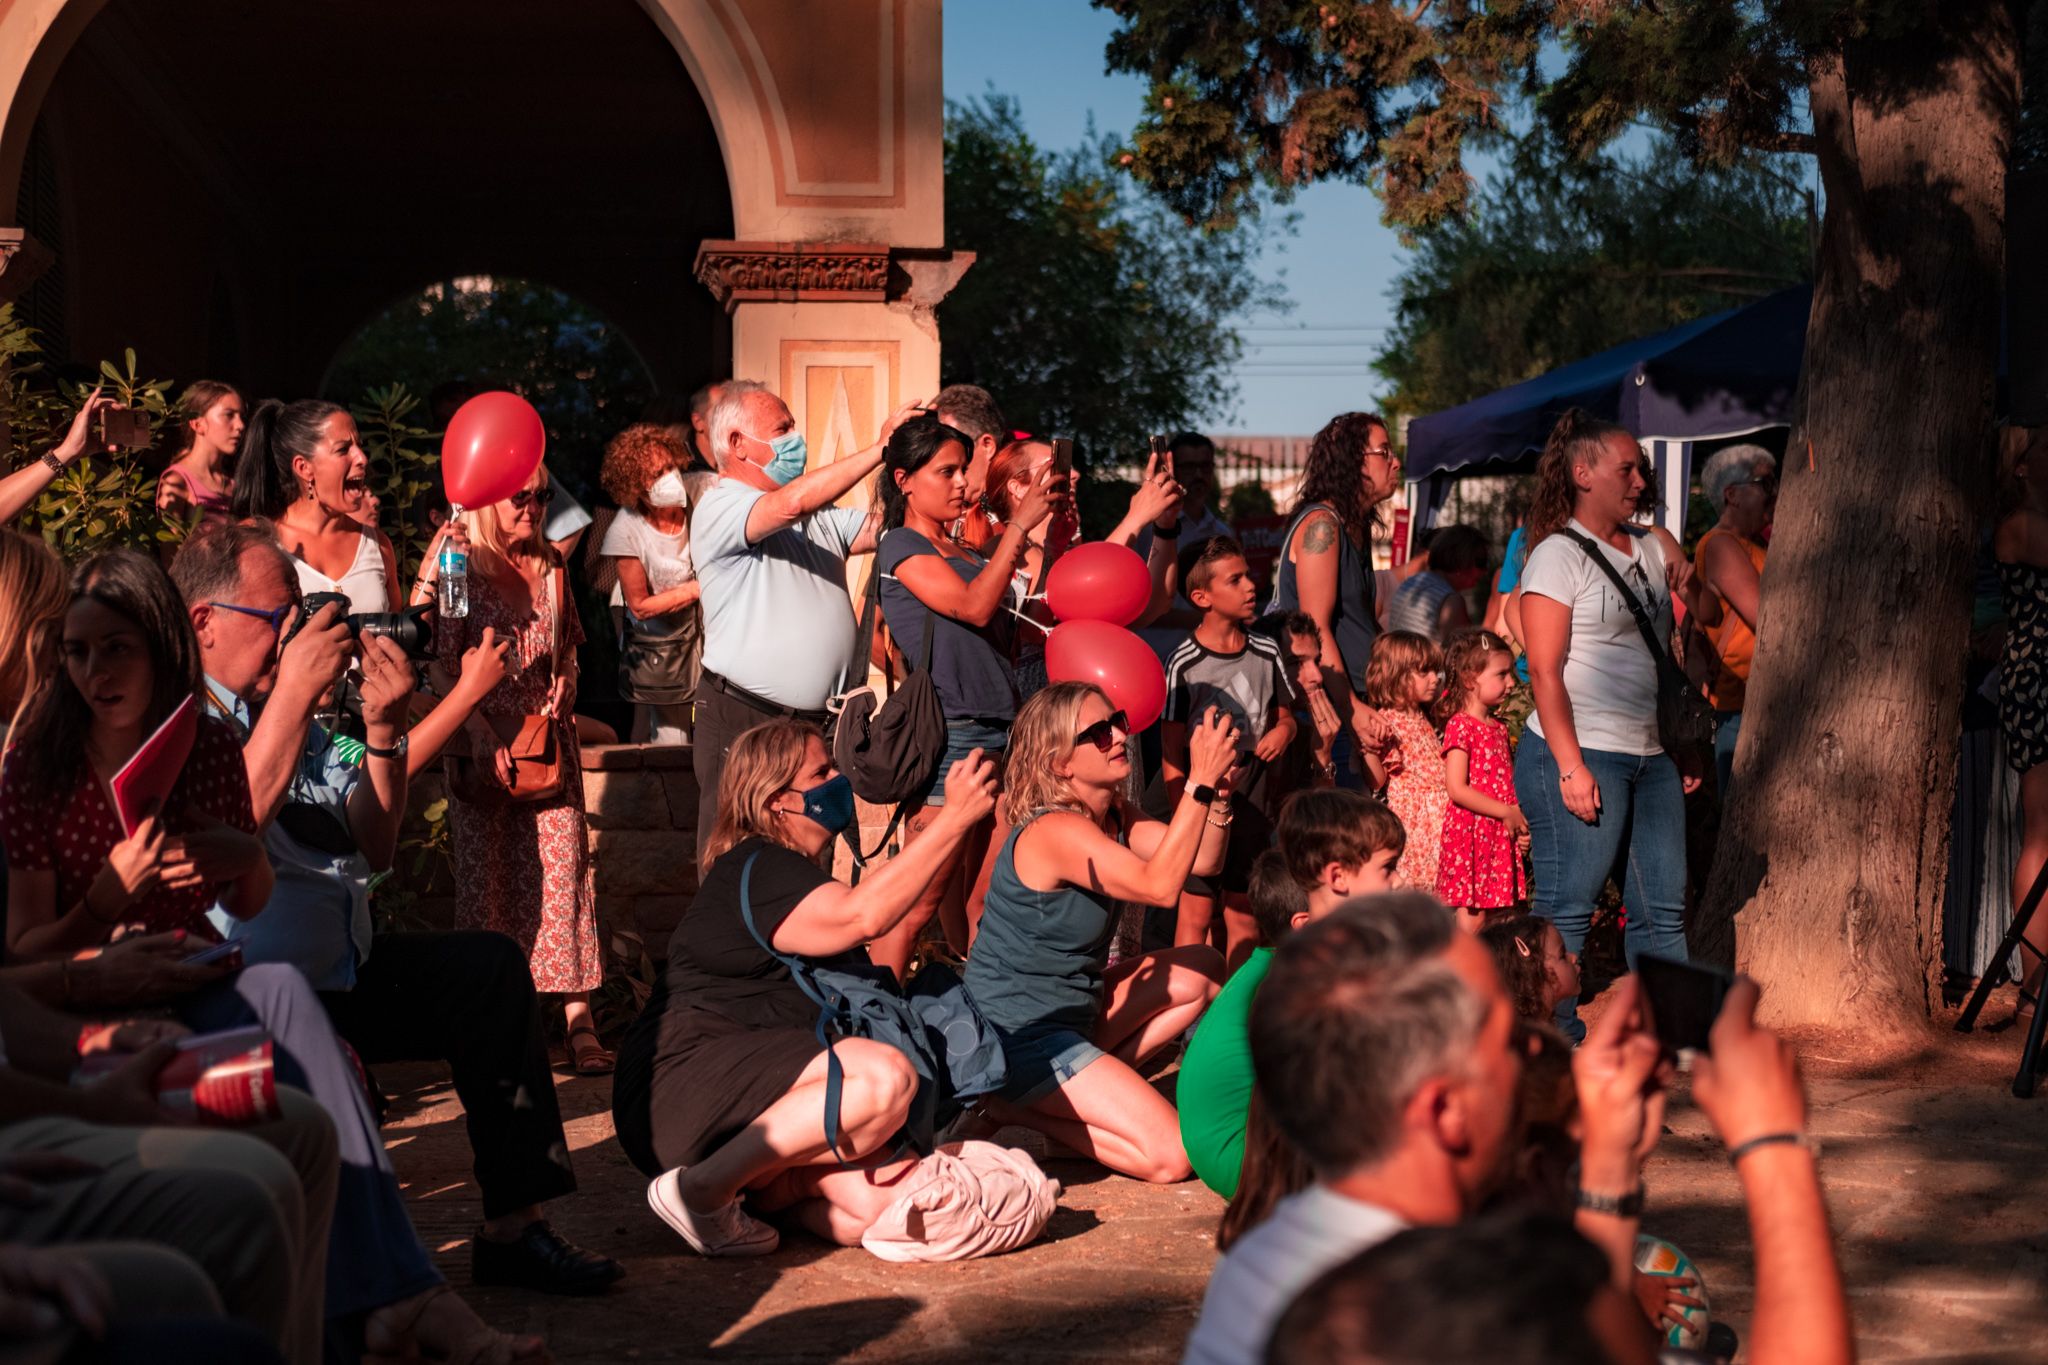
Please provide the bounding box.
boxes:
[1002,681,1111,826]
[1363,630,1444,710]
[0,530,67,726]
[465,464,558,579]
[700,718,817,874]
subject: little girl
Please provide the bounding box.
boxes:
[1362,631,1446,891]
[1479,914,1582,1022]
[1435,629,1529,928]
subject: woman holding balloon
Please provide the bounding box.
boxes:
[426,401,609,1073]
[871,416,1062,980]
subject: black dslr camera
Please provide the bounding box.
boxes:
[289,591,436,660]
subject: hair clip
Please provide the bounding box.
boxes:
[1514,937,1533,958]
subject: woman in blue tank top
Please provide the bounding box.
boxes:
[1270,412,1404,772]
[963,682,1239,1182]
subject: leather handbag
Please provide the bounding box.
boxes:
[1563,531,1716,764]
[448,565,568,806]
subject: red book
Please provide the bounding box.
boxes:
[75,1026,279,1125]
[108,695,198,837]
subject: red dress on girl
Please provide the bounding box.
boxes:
[1379,707,1448,892]
[0,717,255,938]
[1436,713,1527,910]
[438,565,601,994]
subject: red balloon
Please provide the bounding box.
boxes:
[1044,541,1153,626]
[441,392,546,509]
[1044,620,1168,733]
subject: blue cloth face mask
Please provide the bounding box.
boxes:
[757,430,808,486]
[792,773,855,836]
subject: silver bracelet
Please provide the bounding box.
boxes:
[1559,764,1584,784]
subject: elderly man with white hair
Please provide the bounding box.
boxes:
[688,381,925,863]
[1690,441,1778,803]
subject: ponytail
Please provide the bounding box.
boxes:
[231,397,346,519]
[1525,407,1632,550]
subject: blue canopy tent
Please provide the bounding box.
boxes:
[1402,284,1811,540]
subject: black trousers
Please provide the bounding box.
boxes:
[320,930,575,1220]
[692,680,826,867]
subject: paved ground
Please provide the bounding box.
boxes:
[381,1011,2048,1364]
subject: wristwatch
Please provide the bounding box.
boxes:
[1573,1183,1645,1217]
[1154,518,1183,538]
[365,735,409,762]
[39,449,66,474]
[1188,783,1218,806]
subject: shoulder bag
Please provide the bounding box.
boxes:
[828,559,947,873]
[448,564,568,805]
[739,850,1006,1160]
[1562,531,1716,766]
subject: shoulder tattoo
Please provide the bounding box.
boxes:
[1301,516,1338,555]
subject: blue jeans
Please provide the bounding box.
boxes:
[1513,728,1689,1042]
[925,720,1010,805]
[1714,709,1742,807]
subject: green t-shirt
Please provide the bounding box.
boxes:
[1177,947,1274,1199]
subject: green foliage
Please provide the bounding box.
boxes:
[323,277,654,500]
[1225,480,1277,522]
[0,314,175,559]
[350,384,440,582]
[939,92,1287,467]
[1373,130,1811,422]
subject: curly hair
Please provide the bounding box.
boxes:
[1294,411,1391,548]
[1433,628,1512,727]
[1525,407,1633,550]
[1363,630,1443,710]
[1480,914,1556,1023]
[601,423,690,511]
[1002,681,1112,825]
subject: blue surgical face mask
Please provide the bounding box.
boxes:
[791,773,854,836]
[757,430,808,486]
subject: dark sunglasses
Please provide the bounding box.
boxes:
[508,487,557,509]
[1074,710,1130,753]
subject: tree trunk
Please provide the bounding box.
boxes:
[1694,2,2020,1031]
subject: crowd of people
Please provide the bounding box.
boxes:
[0,367,1887,1365]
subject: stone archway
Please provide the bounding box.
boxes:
[0,0,965,467]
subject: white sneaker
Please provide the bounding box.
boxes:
[646,1169,780,1257]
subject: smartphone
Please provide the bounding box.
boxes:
[1149,432,1172,477]
[184,940,245,970]
[1049,437,1074,478]
[1637,954,1733,1054]
[98,408,150,449]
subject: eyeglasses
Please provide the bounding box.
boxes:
[1073,710,1130,754]
[208,601,296,637]
[1728,474,1778,494]
[508,487,557,509]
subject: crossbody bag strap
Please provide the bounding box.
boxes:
[739,849,857,1163]
[1562,530,1681,680]
[542,562,567,718]
[848,562,884,695]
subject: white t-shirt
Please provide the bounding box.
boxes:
[599,507,696,639]
[1181,1186,1407,1365]
[692,479,868,711]
[1519,519,1671,756]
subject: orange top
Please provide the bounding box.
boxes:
[1693,528,1766,711]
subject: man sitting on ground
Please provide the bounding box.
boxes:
[169,519,622,1296]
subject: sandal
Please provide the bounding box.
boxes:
[567,1025,615,1076]
[365,1285,550,1365]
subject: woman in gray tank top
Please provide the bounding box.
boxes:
[962,682,1239,1182]
[1270,412,1404,771]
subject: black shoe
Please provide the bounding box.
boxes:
[471,1220,624,1296]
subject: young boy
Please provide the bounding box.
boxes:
[1155,536,1298,968]
[1277,610,1342,789]
[1176,789,1406,1199]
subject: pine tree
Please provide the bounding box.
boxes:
[1099,0,2024,1031]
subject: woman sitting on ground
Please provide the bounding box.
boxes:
[612,720,998,1257]
[961,681,1235,1183]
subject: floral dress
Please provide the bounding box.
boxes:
[437,563,600,993]
[1379,708,1448,892]
[1436,713,1527,910]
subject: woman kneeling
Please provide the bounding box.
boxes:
[964,682,1234,1182]
[613,719,997,1256]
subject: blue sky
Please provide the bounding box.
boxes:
[943,0,1408,436]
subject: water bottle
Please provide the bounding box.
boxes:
[438,539,469,619]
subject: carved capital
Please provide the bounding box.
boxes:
[0,229,55,308]
[694,240,891,313]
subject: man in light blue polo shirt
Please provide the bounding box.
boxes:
[690,380,923,863]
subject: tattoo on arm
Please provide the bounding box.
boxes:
[1301,516,1338,555]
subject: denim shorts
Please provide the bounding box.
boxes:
[991,1021,1108,1106]
[924,719,1010,805]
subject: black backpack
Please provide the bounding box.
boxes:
[829,565,946,872]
